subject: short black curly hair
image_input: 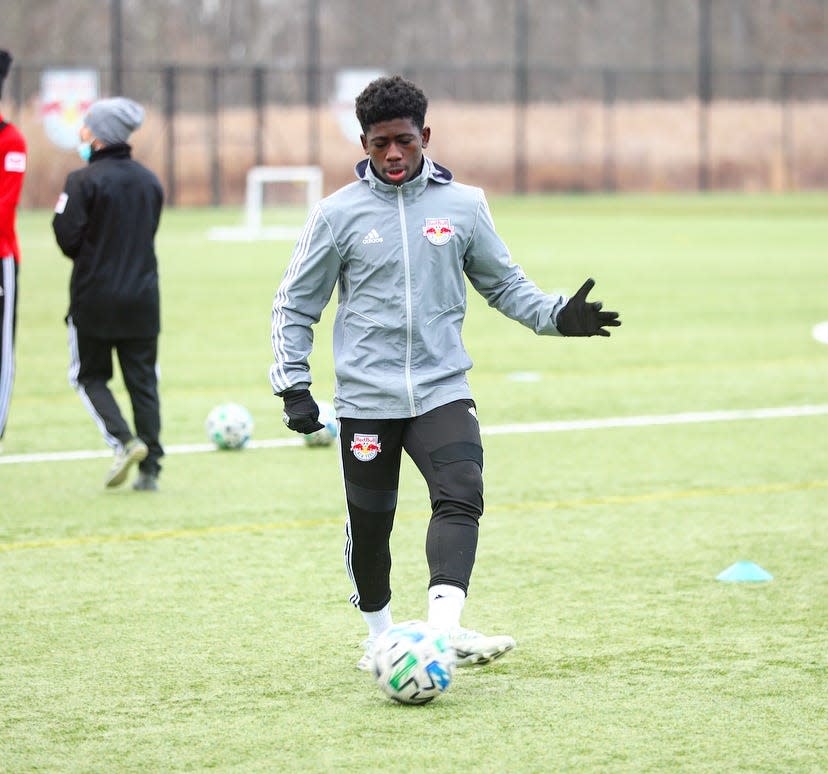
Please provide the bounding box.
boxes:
[355,75,428,133]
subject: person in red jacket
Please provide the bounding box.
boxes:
[0,50,27,451]
[52,97,164,490]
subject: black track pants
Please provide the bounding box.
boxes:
[67,318,164,475]
[340,399,484,613]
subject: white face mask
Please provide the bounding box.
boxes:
[77,141,93,162]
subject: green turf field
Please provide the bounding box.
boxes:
[2,195,826,773]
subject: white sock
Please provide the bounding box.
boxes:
[427,584,466,630]
[362,603,392,638]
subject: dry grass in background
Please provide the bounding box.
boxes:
[10,99,828,207]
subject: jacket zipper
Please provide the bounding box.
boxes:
[397,186,416,415]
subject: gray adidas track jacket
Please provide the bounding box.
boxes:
[270,157,567,419]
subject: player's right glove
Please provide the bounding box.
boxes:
[555,278,621,337]
[281,388,325,434]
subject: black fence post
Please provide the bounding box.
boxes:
[514,0,529,194]
[697,0,712,191]
[209,66,221,207]
[163,65,176,206]
[11,63,23,122]
[780,69,794,191]
[110,0,123,95]
[254,66,265,167]
[602,69,617,192]
[307,0,320,165]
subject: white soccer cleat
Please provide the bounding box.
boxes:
[105,439,148,488]
[356,635,377,671]
[448,628,516,667]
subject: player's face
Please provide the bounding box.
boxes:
[361,117,430,186]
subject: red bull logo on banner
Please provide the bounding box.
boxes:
[350,433,381,462]
[40,69,99,150]
[422,218,454,246]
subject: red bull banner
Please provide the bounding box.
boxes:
[40,69,99,150]
[332,69,385,146]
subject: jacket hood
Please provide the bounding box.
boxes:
[355,156,453,192]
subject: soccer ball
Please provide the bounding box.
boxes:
[304,400,338,447]
[205,403,254,449]
[372,620,456,705]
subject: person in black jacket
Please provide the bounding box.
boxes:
[52,97,164,491]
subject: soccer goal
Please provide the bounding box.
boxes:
[207,165,323,241]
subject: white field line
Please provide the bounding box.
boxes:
[1,404,827,466]
[480,403,828,436]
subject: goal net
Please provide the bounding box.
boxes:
[207,166,323,241]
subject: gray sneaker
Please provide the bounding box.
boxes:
[132,471,159,491]
[105,439,148,488]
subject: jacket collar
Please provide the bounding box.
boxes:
[355,156,453,195]
[90,142,133,163]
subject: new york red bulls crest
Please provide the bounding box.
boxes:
[350,433,381,462]
[422,218,454,246]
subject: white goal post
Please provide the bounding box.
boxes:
[207,165,323,241]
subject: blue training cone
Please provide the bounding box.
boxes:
[716,560,773,582]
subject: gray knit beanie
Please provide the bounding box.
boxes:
[84,97,145,145]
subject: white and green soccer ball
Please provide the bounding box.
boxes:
[372,620,456,705]
[206,403,254,450]
[304,400,338,447]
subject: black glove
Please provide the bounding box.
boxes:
[555,278,621,337]
[281,388,325,434]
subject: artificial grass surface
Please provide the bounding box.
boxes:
[2,195,826,772]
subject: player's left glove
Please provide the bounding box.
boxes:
[555,278,621,337]
[281,388,325,434]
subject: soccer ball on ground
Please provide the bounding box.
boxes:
[205,403,254,450]
[372,620,456,705]
[304,400,338,447]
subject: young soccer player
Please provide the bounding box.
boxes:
[270,75,621,669]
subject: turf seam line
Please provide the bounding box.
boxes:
[2,479,826,553]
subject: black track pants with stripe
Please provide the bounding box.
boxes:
[340,399,484,613]
[67,317,164,474]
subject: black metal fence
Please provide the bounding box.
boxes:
[6,61,828,207]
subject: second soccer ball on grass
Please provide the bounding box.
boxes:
[304,400,338,447]
[205,403,254,450]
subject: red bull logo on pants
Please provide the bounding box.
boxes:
[351,433,381,462]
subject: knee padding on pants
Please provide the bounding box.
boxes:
[345,478,398,513]
[428,442,484,520]
[429,441,483,470]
